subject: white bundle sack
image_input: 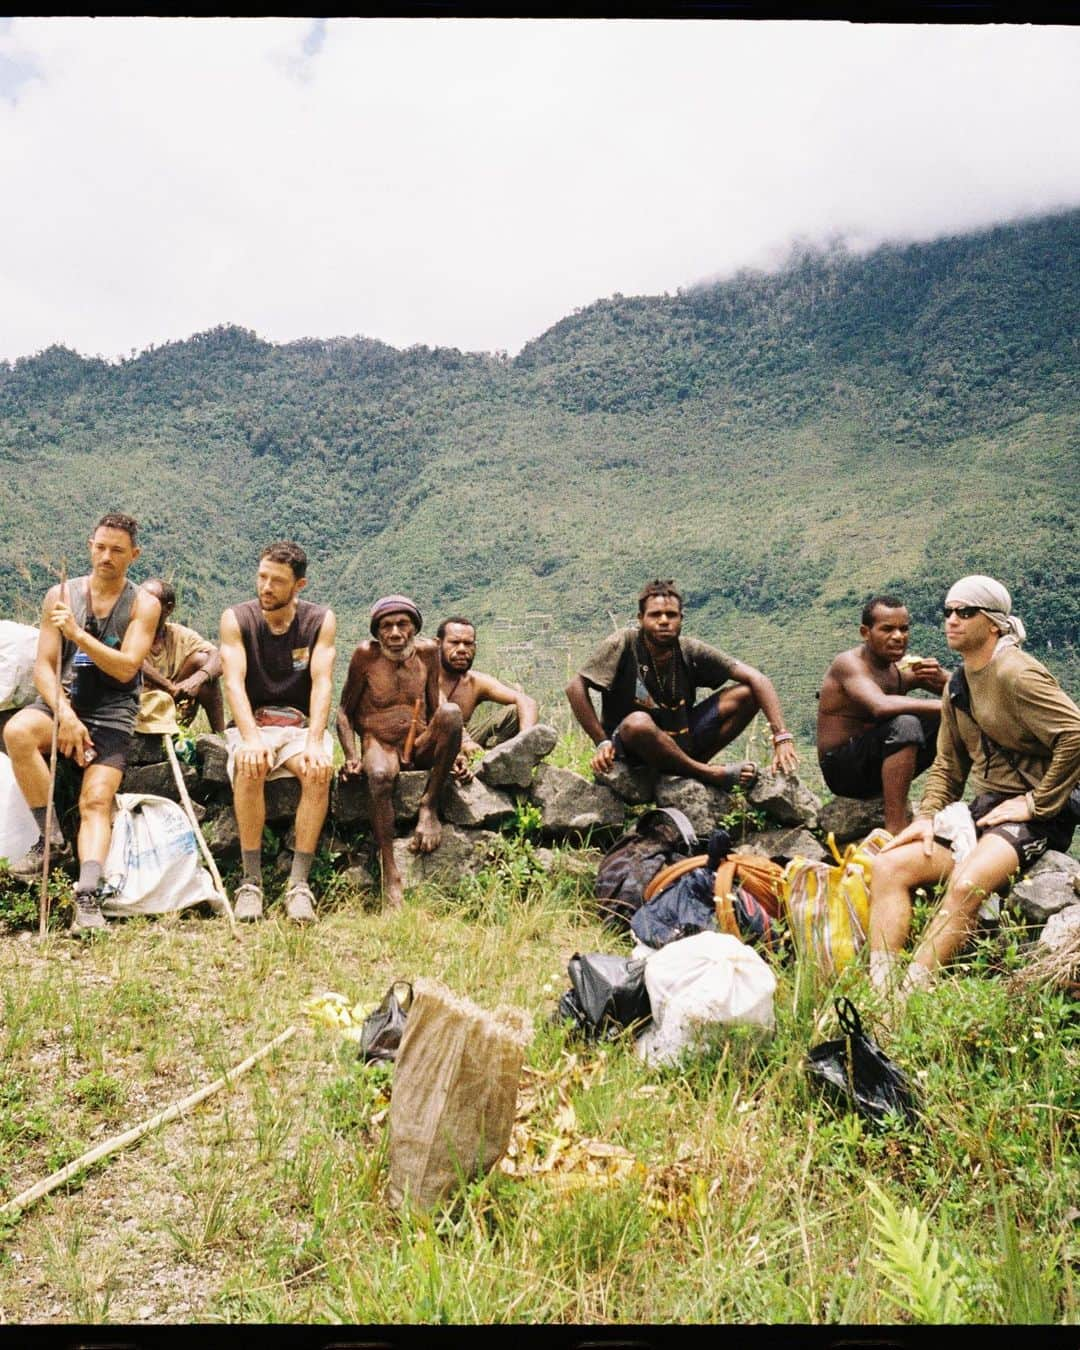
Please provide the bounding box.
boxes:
[102,793,221,916]
[635,931,776,1067]
[0,751,39,863]
[0,621,39,710]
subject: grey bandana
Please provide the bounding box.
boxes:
[946,574,1026,644]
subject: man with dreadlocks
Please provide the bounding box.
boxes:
[337,595,462,910]
[869,575,1080,1008]
[566,579,799,789]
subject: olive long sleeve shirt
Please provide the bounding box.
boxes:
[916,644,1080,821]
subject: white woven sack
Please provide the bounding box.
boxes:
[0,621,39,709]
[102,793,221,916]
[635,930,776,1067]
[0,752,39,863]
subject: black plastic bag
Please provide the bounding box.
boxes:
[805,997,920,1126]
[359,980,414,1063]
[557,952,651,1041]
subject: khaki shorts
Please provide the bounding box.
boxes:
[224,726,334,784]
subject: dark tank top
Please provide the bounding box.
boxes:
[230,598,327,715]
[57,577,140,732]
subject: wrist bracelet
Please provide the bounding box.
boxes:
[597,739,613,750]
[771,731,794,744]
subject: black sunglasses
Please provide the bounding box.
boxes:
[942,604,983,620]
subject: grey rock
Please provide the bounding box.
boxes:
[442,776,516,828]
[120,759,196,802]
[533,847,556,872]
[197,734,229,784]
[477,723,558,789]
[818,795,885,844]
[390,825,502,888]
[654,776,734,842]
[748,769,821,829]
[1035,904,1080,953]
[127,732,168,766]
[735,827,826,862]
[339,861,376,891]
[596,759,657,805]
[529,765,624,834]
[203,806,239,855]
[332,771,429,826]
[1012,850,1080,924]
[264,777,302,824]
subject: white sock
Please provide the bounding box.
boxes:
[870,949,900,994]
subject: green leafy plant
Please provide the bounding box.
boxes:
[866,1177,967,1322]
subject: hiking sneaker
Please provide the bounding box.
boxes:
[284,880,316,925]
[70,888,107,937]
[233,881,264,922]
[8,835,72,881]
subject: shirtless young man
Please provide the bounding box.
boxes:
[4,513,161,934]
[136,578,225,735]
[817,596,947,835]
[337,596,463,910]
[219,542,337,924]
[436,616,538,781]
[566,579,799,787]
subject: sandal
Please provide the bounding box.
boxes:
[717,761,759,792]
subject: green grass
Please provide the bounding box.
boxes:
[0,846,1075,1324]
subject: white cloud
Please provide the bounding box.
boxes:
[1,17,1078,361]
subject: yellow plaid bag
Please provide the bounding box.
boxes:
[779,829,892,977]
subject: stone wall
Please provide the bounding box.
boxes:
[116,725,1080,932]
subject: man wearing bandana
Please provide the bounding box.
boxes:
[565,579,800,788]
[870,575,1080,1006]
[337,595,462,911]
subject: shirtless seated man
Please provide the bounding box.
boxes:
[436,616,538,781]
[337,595,463,910]
[817,595,946,836]
[566,578,800,787]
[135,579,225,735]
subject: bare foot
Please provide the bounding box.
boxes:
[410,803,443,855]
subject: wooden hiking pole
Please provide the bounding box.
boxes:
[402,696,423,766]
[162,733,239,938]
[39,560,67,938]
[0,1023,297,1222]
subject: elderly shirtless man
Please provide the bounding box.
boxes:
[337,595,462,909]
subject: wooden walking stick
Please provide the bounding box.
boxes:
[402,696,423,767]
[0,1024,297,1222]
[162,732,239,938]
[39,559,67,939]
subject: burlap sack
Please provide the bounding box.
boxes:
[387,977,532,1211]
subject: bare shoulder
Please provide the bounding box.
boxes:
[827,647,863,678]
[415,636,438,654]
[317,607,337,640]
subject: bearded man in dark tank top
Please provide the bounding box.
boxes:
[4,512,161,935]
[219,541,337,925]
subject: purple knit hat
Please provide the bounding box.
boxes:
[370,594,423,636]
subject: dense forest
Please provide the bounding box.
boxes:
[1,209,1077,738]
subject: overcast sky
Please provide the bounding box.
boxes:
[1,16,1078,363]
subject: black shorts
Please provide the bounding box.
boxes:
[965,792,1075,875]
[611,689,726,765]
[819,714,936,800]
[28,699,133,771]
